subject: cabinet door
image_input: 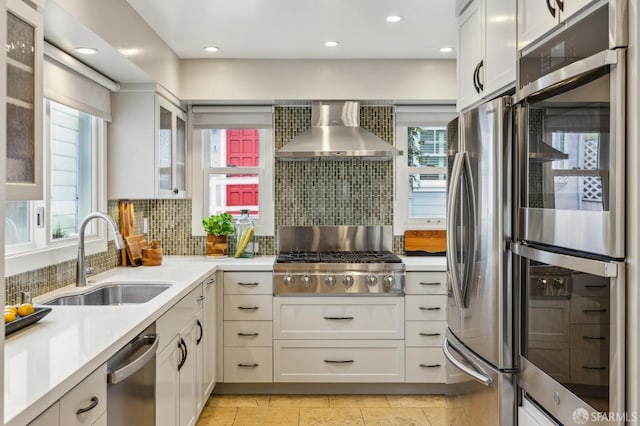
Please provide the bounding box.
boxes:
[157,96,187,198]
[457,0,484,111]
[29,402,60,426]
[201,276,216,405]
[6,0,43,200]
[157,100,174,195]
[60,364,107,426]
[517,0,559,50]
[156,336,180,426]
[179,319,198,426]
[174,113,187,195]
[483,0,516,95]
[561,0,596,22]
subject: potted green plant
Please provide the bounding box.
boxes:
[202,212,234,256]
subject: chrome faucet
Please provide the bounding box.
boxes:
[77,212,125,287]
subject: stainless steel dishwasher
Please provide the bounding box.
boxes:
[107,323,158,425]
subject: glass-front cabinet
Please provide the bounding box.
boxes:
[157,96,187,197]
[6,0,43,200]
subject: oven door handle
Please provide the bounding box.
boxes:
[443,337,492,387]
[447,152,465,309]
[515,50,620,102]
[511,242,618,277]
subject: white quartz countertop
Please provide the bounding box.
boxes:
[4,255,275,426]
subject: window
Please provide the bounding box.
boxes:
[191,106,274,236]
[394,105,457,234]
[5,50,113,276]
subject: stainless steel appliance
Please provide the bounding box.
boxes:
[514,1,627,259]
[107,323,158,426]
[443,95,515,425]
[514,2,627,424]
[273,225,405,295]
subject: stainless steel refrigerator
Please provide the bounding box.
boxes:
[443,95,515,425]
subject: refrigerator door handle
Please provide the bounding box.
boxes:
[460,152,477,305]
[446,152,465,308]
[443,337,493,387]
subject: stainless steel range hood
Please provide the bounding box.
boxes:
[275,101,401,160]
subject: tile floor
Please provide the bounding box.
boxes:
[196,394,447,426]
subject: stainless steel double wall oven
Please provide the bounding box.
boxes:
[513,1,627,424]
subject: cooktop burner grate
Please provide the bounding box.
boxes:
[276,250,402,264]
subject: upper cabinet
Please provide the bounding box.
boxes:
[517,0,595,50]
[108,88,188,199]
[456,0,516,112]
[6,0,43,200]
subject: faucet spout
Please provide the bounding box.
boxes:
[77,212,125,287]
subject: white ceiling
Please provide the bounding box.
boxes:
[125,0,457,59]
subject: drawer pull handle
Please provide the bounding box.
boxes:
[582,365,607,371]
[582,335,606,341]
[324,359,354,364]
[206,278,215,285]
[76,396,99,415]
[419,332,442,337]
[584,284,607,289]
[419,363,442,368]
[197,295,205,301]
[582,309,607,313]
[419,307,441,311]
[237,332,259,337]
[324,316,354,320]
[238,282,259,287]
[419,282,441,286]
[238,363,259,368]
[238,306,259,311]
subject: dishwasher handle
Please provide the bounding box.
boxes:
[107,334,159,385]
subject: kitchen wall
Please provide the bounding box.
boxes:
[5,105,402,303]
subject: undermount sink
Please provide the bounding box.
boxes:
[43,282,172,306]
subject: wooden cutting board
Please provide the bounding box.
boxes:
[125,234,147,266]
[404,230,446,256]
[118,201,136,265]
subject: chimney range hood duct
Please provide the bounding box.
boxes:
[275,101,401,161]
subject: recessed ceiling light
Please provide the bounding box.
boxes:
[204,46,220,53]
[439,47,454,53]
[386,15,402,23]
[324,41,339,47]
[75,47,98,55]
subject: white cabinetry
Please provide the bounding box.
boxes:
[222,271,273,383]
[156,280,214,426]
[6,0,43,200]
[404,272,447,383]
[457,0,516,112]
[29,364,107,426]
[108,88,187,199]
[517,0,595,50]
[273,296,405,383]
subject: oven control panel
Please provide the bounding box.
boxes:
[273,271,405,295]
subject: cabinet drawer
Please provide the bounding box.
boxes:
[405,347,446,383]
[405,295,447,321]
[223,347,273,383]
[569,324,609,349]
[224,295,273,321]
[405,321,447,347]
[224,272,272,295]
[224,321,273,347]
[405,272,448,295]
[570,349,608,386]
[273,297,404,340]
[157,284,202,351]
[60,364,107,426]
[273,340,404,383]
[570,296,609,324]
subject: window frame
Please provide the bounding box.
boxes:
[5,99,108,276]
[190,106,275,237]
[393,105,457,235]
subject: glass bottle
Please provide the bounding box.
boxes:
[234,210,255,258]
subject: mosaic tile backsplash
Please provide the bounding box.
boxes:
[6,106,402,303]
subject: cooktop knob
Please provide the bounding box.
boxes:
[343,275,354,288]
[383,275,394,289]
[301,274,312,288]
[325,275,337,287]
[366,275,378,287]
[283,275,295,287]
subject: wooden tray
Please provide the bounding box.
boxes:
[5,306,52,336]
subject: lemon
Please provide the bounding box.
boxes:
[17,303,34,317]
[5,311,16,323]
[5,305,17,314]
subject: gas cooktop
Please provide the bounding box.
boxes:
[276,250,402,264]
